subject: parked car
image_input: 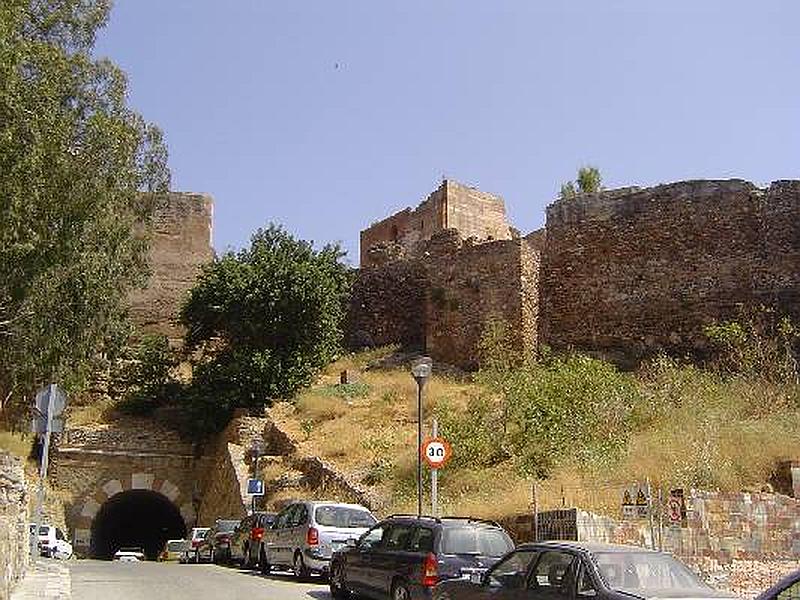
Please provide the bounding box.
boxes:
[159,539,187,562]
[208,519,241,564]
[329,515,514,599]
[181,527,210,563]
[432,541,736,600]
[756,568,800,600]
[265,501,377,579]
[194,528,216,563]
[30,524,73,560]
[113,547,146,562]
[232,511,276,569]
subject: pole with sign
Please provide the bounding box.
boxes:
[421,428,452,517]
[30,384,67,557]
[411,357,432,518]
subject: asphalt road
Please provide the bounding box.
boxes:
[69,560,330,600]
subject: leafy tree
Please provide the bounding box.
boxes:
[112,334,180,416]
[559,166,603,200]
[0,0,169,420]
[576,166,602,193]
[179,224,351,435]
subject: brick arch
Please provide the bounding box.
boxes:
[72,472,195,551]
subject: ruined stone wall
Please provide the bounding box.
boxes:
[360,180,512,267]
[346,260,428,350]
[0,452,28,600]
[128,192,214,342]
[444,180,512,242]
[540,180,800,363]
[425,231,539,369]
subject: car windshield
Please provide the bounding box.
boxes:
[441,526,513,557]
[192,529,209,539]
[217,520,239,532]
[315,506,376,528]
[594,552,712,595]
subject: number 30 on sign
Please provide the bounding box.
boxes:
[421,437,452,469]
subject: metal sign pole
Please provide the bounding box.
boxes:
[431,419,438,518]
[31,385,55,557]
[417,380,423,518]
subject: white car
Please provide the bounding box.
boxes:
[113,547,146,562]
[30,524,73,560]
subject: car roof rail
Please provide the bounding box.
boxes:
[439,516,504,528]
[385,514,442,522]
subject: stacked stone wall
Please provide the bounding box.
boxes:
[128,192,214,342]
[0,452,28,600]
[346,260,428,350]
[540,180,800,363]
[425,232,539,369]
[444,180,512,242]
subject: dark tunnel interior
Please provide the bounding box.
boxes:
[90,489,187,560]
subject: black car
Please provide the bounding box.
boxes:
[755,568,800,600]
[433,541,736,600]
[329,515,514,600]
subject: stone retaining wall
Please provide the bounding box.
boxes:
[0,452,28,600]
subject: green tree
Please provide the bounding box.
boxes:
[0,0,169,419]
[179,224,352,435]
[559,166,603,200]
[576,166,602,193]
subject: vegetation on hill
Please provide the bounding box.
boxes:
[277,311,799,519]
[0,0,169,423]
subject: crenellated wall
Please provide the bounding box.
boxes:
[540,180,800,363]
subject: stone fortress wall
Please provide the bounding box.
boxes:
[351,178,800,368]
[127,192,214,342]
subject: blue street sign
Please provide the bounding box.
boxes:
[247,479,265,496]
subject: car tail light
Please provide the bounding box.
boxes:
[251,527,264,542]
[191,540,201,548]
[307,527,319,547]
[422,553,438,587]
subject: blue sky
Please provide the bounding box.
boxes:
[95,1,798,264]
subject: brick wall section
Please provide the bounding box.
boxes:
[0,452,28,600]
[360,180,511,267]
[346,260,428,350]
[540,180,800,363]
[425,232,539,369]
[444,180,512,242]
[346,230,540,369]
[128,192,214,342]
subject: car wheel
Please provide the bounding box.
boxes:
[329,562,351,599]
[193,550,199,564]
[293,552,310,581]
[259,546,271,574]
[391,579,411,600]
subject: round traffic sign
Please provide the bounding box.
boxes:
[421,437,452,469]
[667,498,682,523]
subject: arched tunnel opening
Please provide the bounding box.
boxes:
[90,489,187,560]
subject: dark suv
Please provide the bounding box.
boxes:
[329,515,514,600]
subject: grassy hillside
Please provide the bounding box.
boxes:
[276,346,800,519]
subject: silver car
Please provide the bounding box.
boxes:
[264,501,376,579]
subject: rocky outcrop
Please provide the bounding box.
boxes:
[0,452,29,600]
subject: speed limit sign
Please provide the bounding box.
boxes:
[421,437,452,469]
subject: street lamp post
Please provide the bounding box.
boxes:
[250,441,265,513]
[411,357,432,518]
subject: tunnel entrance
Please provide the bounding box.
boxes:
[90,489,187,560]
